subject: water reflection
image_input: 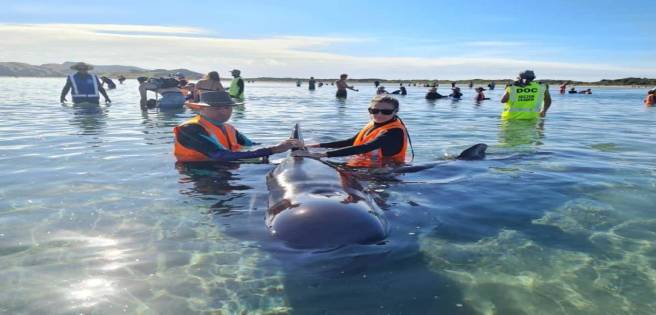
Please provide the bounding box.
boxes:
[498,119,545,147]
[65,103,109,135]
[176,162,259,215]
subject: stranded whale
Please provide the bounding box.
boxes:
[266,124,388,249]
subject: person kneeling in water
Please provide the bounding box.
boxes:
[293,95,410,167]
[174,91,301,162]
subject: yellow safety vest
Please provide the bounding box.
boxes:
[501,82,546,120]
[229,77,244,99]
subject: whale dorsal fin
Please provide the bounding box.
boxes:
[457,143,487,160]
[290,123,307,152]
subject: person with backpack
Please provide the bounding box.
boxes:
[138,77,185,110]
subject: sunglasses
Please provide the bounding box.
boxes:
[368,108,395,115]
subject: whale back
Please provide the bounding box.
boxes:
[266,124,389,249]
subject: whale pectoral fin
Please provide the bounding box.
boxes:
[457,143,487,160]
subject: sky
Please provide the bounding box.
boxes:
[1,0,655,80]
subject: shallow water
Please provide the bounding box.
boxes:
[1,78,655,315]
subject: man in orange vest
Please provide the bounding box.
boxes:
[174,91,301,162]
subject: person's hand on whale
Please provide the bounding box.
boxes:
[270,139,303,153]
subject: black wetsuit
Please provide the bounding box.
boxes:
[176,123,272,162]
[308,79,316,90]
[319,118,405,157]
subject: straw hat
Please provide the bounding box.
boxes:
[70,62,94,71]
[197,91,236,107]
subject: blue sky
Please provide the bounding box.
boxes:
[1,0,654,80]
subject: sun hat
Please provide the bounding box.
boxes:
[197,91,236,107]
[70,62,93,71]
[230,69,241,74]
[475,87,486,91]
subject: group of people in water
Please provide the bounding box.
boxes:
[171,70,551,166]
[59,62,653,167]
[136,69,245,110]
[59,62,246,111]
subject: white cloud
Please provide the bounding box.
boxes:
[0,23,654,80]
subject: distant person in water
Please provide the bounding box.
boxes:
[391,83,407,95]
[568,87,578,94]
[296,80,302,87]
[449,87,463,99]
[173,91,301,162]
[308,77,316,90]
[579,88,592,94]
[318,82,324,87]
[488,81,496,90]
[194,71,224,101]
[475,87,490,101]
[100,76,117,90]
[500,70,551,119]
[559,81,568,94]
[138,76,185,110]
[644,89,655,107]
[374,80,380,88]
[451,82,456,88]
[469,81,474,88]
[117,75,126,84]
[228,69,245,100]
[425,87,445,100]
[60,62,111,105]
[174,72,188,87]
[335,73,358,98]
[376,86,389,95]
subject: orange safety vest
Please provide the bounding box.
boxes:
[349,118,408,167]
[173,115,241,162]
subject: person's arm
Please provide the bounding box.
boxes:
[177,124,274,161]
[316,135,357,148]
[500,91,510,103]
[235,130,259,146]
[96,77,111,103]
[347,85,359,91]
[540,89,552,117]
[325,129,404,157]
[237,78,244,96]
[60,78,71,103]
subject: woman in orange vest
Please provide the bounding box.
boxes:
[174,91,301,162]
[293,95,410,166]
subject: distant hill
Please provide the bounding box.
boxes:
[0,62,203,80]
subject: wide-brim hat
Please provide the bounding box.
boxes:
[70,62,93,71]
[197,91,237,107]
[475,87,486,91]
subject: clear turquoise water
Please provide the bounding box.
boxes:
[1,78,655,315]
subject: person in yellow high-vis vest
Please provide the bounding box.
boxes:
[500,70,551,120]
[228,69,244,100]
